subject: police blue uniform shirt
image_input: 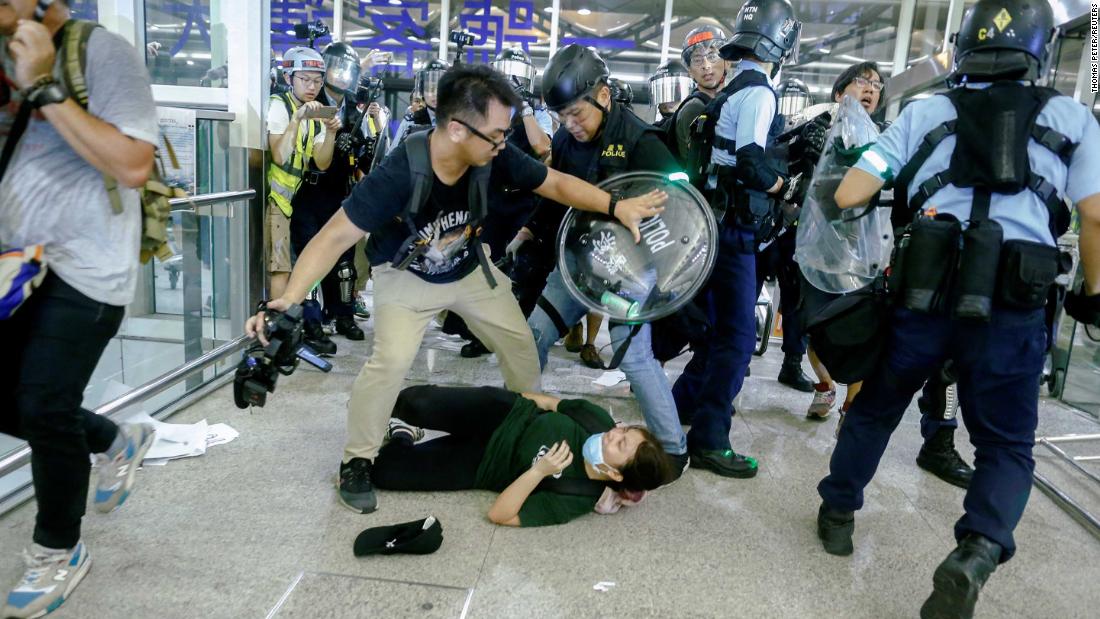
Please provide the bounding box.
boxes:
[856,85,1100,246]
[710,60,777,172]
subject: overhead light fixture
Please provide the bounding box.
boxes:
[543,6,553,12]
[388,0,402,4]
[431,37,440,42]
[578,8,591,15]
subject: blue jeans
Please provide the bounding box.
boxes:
[528,268,687,455]
[672,225,758,452]
[818,307,1047,563]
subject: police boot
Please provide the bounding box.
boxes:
[777,354,814,392]
[816,502,854,556]
[920,534,1001,619]
[335,315,365,341]
[303,319,337,356]
[916,426,974,489]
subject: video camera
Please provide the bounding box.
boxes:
[293,20,330,48]
[449,30,475,63]
[233,304,333,409]
[354,76,385,105]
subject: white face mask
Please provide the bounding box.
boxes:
[582,433,617,476]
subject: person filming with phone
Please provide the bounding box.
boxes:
[266,46,339,303]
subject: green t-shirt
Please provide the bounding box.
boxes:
[475,397,615,527]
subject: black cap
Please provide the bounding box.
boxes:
[353,516,443,557]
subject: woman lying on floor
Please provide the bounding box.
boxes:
[372,385,676,526]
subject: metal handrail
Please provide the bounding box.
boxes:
[169,189,256,209]
[0,335,250,479]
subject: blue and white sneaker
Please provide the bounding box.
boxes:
[94,422,156,514]
[2,541,91,618]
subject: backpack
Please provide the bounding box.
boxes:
[393,130,497,287]
[62,19,182,264]
[654,91,710,166]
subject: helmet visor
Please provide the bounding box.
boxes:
[420,69,446,100]
[649,75,694,106]
[326,56,360,92]
[493,58,536,87]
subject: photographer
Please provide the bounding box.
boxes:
[0,1,158,616]
[266,46,339,307]
[246,64,666,515]
[288,42,382,353]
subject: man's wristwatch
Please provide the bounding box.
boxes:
[23,77,69,109]
[521,103,534,118]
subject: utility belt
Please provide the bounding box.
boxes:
[889,214,1071,320]
[713,164,782,246]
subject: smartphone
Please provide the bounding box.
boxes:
[304,106,338,120]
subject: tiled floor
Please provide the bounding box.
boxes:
[2,313,1099,618]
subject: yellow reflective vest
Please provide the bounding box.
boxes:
[267,93,318,217]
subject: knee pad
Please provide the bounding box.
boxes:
[335,259,357,305]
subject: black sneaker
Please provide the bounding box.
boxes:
[920,535,1001,619]
[817,502,855,556]
[688,448,758,478]
[460,338,490,358]
[777,356,814,393]
[335,315,365,341]
[916,427,973,490]
[304,320,337,356]
[338,458,377,514]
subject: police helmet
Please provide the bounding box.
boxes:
[492,47,537,98]
[415,58,450,106]
[649,59,694,107]
[719,0,802,65]
[321,41,361,92]
[681,25,727,66]
[281,46,326,77]
[952,0,1055,82]
[541,44,611,112]
[608,78,634,105]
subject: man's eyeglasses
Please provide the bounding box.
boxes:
[689,51,722,68]
[293,74,324,87]
[454,118,513,150]
[853,76,885,91]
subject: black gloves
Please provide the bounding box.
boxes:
[1065,286,1100,327]
[799,111,831,164]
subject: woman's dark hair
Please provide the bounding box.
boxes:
[831,61,883,101]
[435,64,522,126]
[614,426,676,492]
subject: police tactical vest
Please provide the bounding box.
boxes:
[657,90,712,166]
[267,92,318,218]
[892,82,1074,240]
[556,100,659,185]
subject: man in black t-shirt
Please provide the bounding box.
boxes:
[246,65,667,515]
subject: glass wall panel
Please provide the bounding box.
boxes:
[69,0,99,20]
[145,0,229,87]
[447,0,553,65]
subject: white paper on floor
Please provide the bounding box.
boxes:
[593,581,616,592]
[592,371,626,387]
[128,413,239,466]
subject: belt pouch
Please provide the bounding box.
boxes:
[996,240,1060,310]
[955,219,1003,321]
[901,216,960,314]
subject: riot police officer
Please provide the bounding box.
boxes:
[389,58,448,152]
[815,2,1100,616]
[649,59,694,120]
[522,44,691,474]
[671,0,801,478]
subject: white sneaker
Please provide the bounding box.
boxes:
[386,418,425,446]
[2,542,91,618]
[94,422,156,514]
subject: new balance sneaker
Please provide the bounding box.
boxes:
[94,422,155,514]
[807,384,836,421]
[2,541,91,618]
[386,419,425,447]
[338,458,377,514]
[353,299,371,320]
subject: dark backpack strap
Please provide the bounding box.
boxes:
[0,101,33,184]
[468,163,497,288]
[536,477,609,497]
[393,131,434,267]
[893,119,956,217]
[59,19,99,108]
[1031,124,1077,165]
[536,295,570,338]
[602,323,642,371]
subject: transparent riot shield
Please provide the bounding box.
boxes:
[557,172,718,323]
